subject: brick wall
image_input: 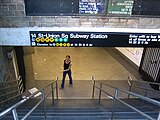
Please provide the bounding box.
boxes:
[0,46,16,82]
[0,0,160,28]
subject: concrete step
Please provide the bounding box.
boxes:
[1,99,159,120]
[4,109,158,120]
[16,107,159,113]
[3,113,157,120]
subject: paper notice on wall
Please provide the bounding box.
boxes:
[125,48,143,56]
[28,87,42,97]
[116,47,144,66]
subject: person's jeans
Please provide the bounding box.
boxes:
[61,70,72,88]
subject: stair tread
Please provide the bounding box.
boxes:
[2,99,159,120]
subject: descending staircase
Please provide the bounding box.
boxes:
[2,99,159,120]
[0,79,160,120]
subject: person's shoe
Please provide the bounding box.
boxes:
[59,87,64,90]
[69,84,72,87]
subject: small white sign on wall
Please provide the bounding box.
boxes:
[116,47,144,66]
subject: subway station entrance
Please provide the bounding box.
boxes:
[0,0,160,118]
[0,28,160,119]
[23,47,137,98]
[1,46,160,120]
[20,47,159,99]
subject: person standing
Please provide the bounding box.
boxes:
[60,55,73,89]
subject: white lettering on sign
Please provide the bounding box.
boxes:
[70,33,90,39]
[90,34,108,39]
[36,33,60,38]
[70,33,108,39]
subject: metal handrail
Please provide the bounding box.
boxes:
[93,80,160,106]
[0,77,59,120]
[102,82,160,107]
[0,79,20,84]
[128,76,160,98]
[128,76,160,86]
[0,85,19,91]
[92,79,160,120]
[0,98,27,118]
[0,76,22,84]
[131,85,160,94]
[0,94,22,105]
[0,73,10,84]
[0,76,22,91]
[21,98,44,120]
[0,76,23,105]
[0,90,19,98]
[21,79,58,120]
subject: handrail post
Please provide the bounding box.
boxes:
[92,80,95,99]
[128,82,132,99]
[92,76,95,99]
[141,83,150,105]
[12,108,19,120]
[157,111,160,120]
[144,83,149,97]
[98,83,102,104]
[128,76,132,99]
[51,83,54,104]
[56,77,58,100]
[111,89,118,120]
[42,90,46,120]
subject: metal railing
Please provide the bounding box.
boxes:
[0,76,22,91]
[0,77,59,120]
[0,76,24,105]
[128,76,160,98]
[92,77,160,120]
